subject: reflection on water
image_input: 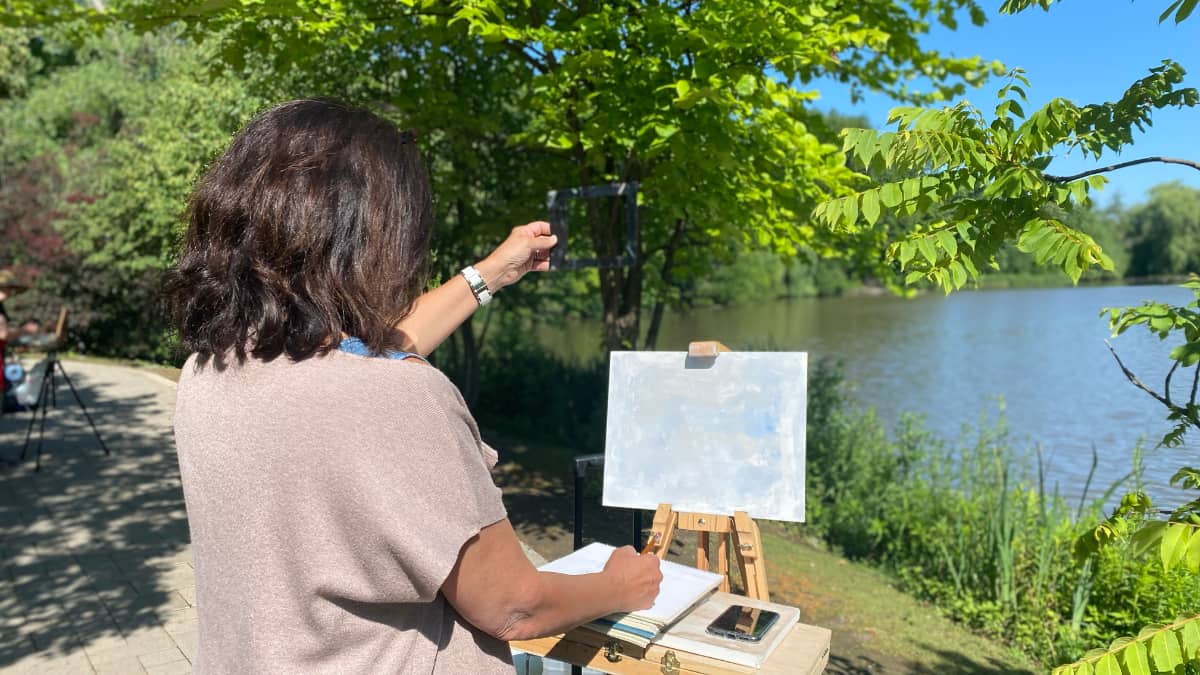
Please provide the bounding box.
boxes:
[536,284,1197,507]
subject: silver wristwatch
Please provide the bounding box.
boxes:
[459,265,493,306]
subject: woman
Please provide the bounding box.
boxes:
[167,99,662,673]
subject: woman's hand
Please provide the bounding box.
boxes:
[602,545,664,612]
[474,221,558,293]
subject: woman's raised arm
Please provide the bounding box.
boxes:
[396,222,557,356]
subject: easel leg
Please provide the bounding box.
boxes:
[55,360,109,456]
[697,531,710,571]
[733,511,770,601]
[716,532,730,593]
[49,362,58,409]
[19,372,52,462]
[34,386,51,472]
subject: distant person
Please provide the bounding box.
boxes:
[165,99,662,673]
[0,270,29,396]
[11,318,57,350]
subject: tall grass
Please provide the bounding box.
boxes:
[804,360,1200,664]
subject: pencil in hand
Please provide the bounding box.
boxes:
[641,531,662,555]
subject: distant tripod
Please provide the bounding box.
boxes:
[14,308,109,471]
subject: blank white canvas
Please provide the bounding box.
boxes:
[602,351,807,523]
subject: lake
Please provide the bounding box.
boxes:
[537,284,1197,508]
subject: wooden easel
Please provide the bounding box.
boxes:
[510,340,829,672]
[644,503,770,602]
[638,341,771,602]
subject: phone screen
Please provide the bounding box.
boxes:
[704,605,780,642]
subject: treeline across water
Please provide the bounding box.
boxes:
[456,338,1199,668]
[682,181,1200,308]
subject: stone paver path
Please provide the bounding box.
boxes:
[0,359,194,674]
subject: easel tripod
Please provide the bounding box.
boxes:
[13,310,109,471]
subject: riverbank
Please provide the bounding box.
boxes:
[41,356,1035,672]
[484,426,1037,673]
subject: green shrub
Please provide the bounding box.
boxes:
[452,324,609,453]
[801,363,1200,665]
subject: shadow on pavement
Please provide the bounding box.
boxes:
[0,360,194,672]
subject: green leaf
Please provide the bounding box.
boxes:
[1161,0,1186,22]
[917,236,937,264]
[1068,180,1088,205]
[1123,640,1150,675]
[1178,0,1199,22]
[861,190,882,226]
[1131,520,1167,556]
[880,183,903,208]
[1161,523,1190,571]
[1180,619,1200,659]
[1093,653,1120,675]
[1169,342,1200,368]
[950,260,967,288]
[936,230,958,257]
[843,196,859,228]
[1188,527,1200,574]
[735,73,756,97]
[1150,630,1183,671]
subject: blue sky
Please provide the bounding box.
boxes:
[811,0,1199,207]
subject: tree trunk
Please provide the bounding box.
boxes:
[453,193,482,407]
[459,315,481,407]
[643,218,686,351]
[581,155,645,352]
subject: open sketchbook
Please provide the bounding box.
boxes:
[652,591,800,668]
[539,542,724,647]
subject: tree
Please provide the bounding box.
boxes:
[6,0,1008,352]
[1127,182,1200,278]
[0,28,267,358]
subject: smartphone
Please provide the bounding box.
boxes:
[704,605,780,642]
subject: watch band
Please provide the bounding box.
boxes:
[460,265,493,306]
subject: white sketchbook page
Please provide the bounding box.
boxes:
[538,543,723,625]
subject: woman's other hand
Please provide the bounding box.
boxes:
[602,545,663,612]
[475,222,558,292]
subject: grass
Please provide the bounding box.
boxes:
[761,527,1037,674]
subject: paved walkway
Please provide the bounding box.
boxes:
[0,358,559,675]
[0,359,193,675]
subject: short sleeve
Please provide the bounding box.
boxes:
[392,383,508,601]
[321,364,508,605]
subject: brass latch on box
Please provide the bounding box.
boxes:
[660,650,680,674]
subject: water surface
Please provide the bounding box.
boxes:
[538,284,1196,507]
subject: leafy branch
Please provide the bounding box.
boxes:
[1051,614,1200,675]
[999,0,1198,25]
[813,62,1197,291]
[1104,278,1200,448]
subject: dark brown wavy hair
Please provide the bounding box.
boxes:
[165,99,432,362]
